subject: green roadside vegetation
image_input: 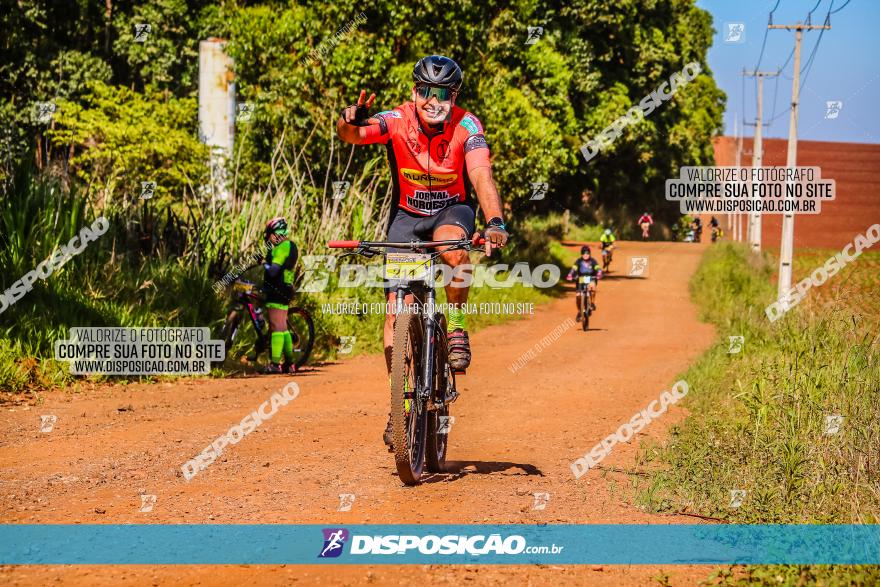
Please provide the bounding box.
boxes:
[2,1,724,396]
[634,243,880,585]
[0,194,580,394]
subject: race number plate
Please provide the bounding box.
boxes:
[384,253,432,282]
[233,281,256,293]
[578,275,592,284]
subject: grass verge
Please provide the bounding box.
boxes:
[633,242,880,585]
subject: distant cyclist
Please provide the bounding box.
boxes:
[710,216,721,242]
[566,245,603,319]
[638,211,653,240]
[691,216,703,243]
[336,55,509,449]
[259,217,299,374]
[599,228,616,270]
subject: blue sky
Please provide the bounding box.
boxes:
[696,0,879,143]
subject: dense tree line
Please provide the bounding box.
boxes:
[2,0,725,232]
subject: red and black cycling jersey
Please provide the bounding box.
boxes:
[358,101,492,216]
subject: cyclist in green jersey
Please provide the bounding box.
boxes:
[261,217,299,374]
[600,228,616,248]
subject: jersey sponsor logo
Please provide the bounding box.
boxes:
[464,134,488,153]
[459,114,480,136]
[436,139,451,161]
[400,168,458,187]
[405,190,460,214]
[377,110,402,119]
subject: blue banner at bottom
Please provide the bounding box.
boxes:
[1,524,878,565]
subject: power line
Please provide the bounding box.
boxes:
[805,0,823,24]
[754,0,782,72]
[798,1,834,93]
[830,0,851,14]
[769,73,781,124]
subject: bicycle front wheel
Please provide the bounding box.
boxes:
[426,314,451,473]
[390,311,428,485]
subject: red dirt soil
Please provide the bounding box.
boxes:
[1,241,718,586]
[712,137,880,249]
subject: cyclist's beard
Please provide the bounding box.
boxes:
[419,101,451,125]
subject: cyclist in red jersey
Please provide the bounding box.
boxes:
[638,211,654,240]
[337,55,508,449]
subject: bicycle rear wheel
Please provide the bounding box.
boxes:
[390,311,428,485]
[286,307,315,369]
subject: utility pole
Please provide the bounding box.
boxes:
[733,113,741,241]
[769,19,830,300]
[742,69,778,253]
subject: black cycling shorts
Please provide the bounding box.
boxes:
[384,204,476,295]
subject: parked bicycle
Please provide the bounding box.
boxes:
[328,236,484,485]
[219,265,314,372]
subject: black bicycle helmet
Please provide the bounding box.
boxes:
[265,217,289,237]
[580,245,591,254]
[412,55,463,92]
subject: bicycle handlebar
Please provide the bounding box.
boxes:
[328,237,486,250]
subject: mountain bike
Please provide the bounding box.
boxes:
[576,276,594,331]
[711,226,722,242]
[601,245,614,272]
[219,265,314,371]
[328,236,484,485]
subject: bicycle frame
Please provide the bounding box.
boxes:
[330,237,484,398]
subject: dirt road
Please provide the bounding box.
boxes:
[1,240,717,586]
